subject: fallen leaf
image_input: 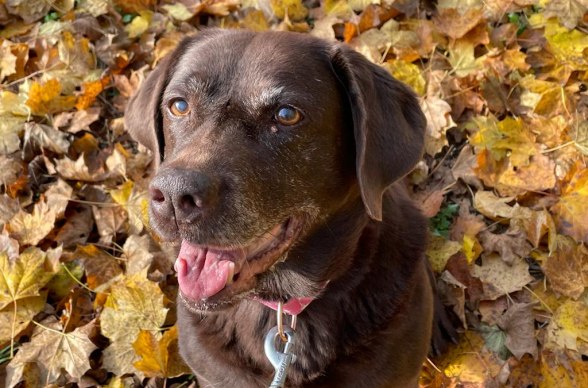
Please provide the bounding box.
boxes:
[541,235,588,299]
[23,122,71,155]
[7,200,57,246]
[472,254,534,300]
[0,247,56,309]
[551,167,588,243]
[44,179,73,218]
[427,235,462,273]
[497,302,538,359]
[133,325,191,378]
[26,79,76,116]
[545,300,588,352]
[101,275,168,375]
[5,318,97,386]
[75,244,123,290]
[0,296,45,344]
[420,96,456,156]
[122,234,154,275]
[479,229,532,265]
[0,116,26,155]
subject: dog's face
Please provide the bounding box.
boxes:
[125,30,425,312]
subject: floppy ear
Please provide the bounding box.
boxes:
[331,45,426,221]
[124,54,174,169]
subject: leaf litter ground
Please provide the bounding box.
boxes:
[1,0,588,387]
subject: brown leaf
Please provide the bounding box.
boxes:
[75,244,123,290]
[6,318,97,386]
[497,303,538,359]
[472,254,534,300]
[542,235,588,299]
[434,8,484,40]
[479,229,532,265]
[7,200,56,246]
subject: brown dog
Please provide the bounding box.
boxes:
[126,29,452,387]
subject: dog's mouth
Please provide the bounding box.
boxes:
[175,216,304,307]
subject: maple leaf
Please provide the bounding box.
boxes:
[0,247,57,310]
[7,199,57,246]
[0,296,45,344]
[6,317,97,386]
[75,76,111,111]
[133,325,191,378]
[101,275,168,375]
[109,180,149,235]
[122,234,154,275]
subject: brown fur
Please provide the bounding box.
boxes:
[126,29,455,387]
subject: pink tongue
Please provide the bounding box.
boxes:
[175,240,234,301]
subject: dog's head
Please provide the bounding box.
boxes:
[125,29,425,312]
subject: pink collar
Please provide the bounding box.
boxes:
[256,297,315,315]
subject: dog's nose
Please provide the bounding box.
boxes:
[149,168,218,222]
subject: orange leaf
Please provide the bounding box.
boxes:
[26,79,76,116]
[75,76,111,111]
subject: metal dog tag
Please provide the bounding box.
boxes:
[264,326,296,388]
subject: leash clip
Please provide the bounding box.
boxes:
[264,301,297,388]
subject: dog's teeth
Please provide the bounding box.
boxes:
[226,262,235,285]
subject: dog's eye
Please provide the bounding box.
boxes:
[169,98,190,116]
[275,106,302,126]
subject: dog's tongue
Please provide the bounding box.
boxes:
[175,240,236,301]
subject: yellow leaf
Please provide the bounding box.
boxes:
[471,116,538,166]
[109,180,149,234]
[540,350,588,388]
[101,275,168,341]
[0,247,56,309]
[427,235,462,272]
[25,79,76,116]
[0,296,45,343]
[133,325,191,378]
[270,0,308,21]
[385,60,425,96]
[162,3,195,21]
[462,234,482,264]
[440,330,502,385]
[545,300,588,351]
[125,11,152,39]
[7,200,56,246]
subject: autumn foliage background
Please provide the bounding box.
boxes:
[1,0,588,386]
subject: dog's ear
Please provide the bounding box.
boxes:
[331,45,426,221]
[124,54,175,169]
